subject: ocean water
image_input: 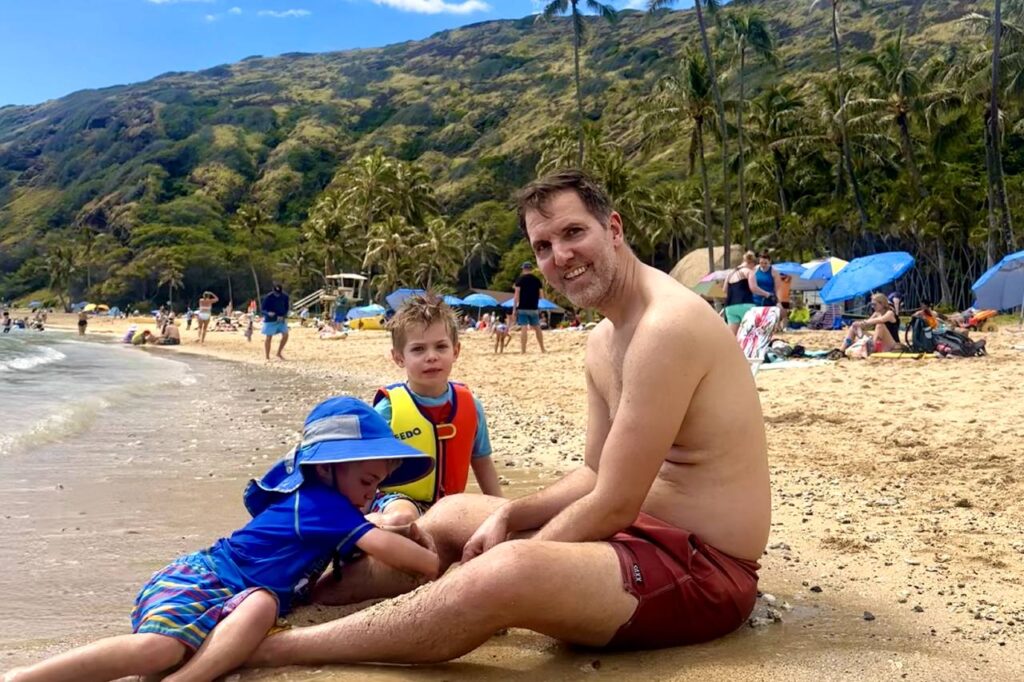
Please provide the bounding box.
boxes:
[0,330,192,457]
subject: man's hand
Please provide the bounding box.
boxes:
[461,507,510,563]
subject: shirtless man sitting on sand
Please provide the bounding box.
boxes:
[247,169,771,668]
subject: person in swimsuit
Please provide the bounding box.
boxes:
[77,311,88,336]
[843,292,900,358]
[196,292,218,345]
[723,251,757,334]
[748,251,781,307]
[246,169,770,670]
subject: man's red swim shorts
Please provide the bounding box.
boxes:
[606,512,760,649]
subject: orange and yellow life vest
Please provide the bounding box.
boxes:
[374,382,478,505]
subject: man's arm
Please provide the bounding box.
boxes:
[534,314,704,542]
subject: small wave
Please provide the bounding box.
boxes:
[0,395,112,456]
[0,346,67,372]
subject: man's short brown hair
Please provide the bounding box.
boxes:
[515,169,613,237]
[387,293,459,350]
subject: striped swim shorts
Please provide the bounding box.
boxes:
[130,552,266,651]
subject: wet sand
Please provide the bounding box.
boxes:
[4,315,1024,680]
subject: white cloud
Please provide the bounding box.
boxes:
[372,0,491,15]
[257,9,312,18]
[228,6,243,14]
[204,13,219,21]
[623,0,647,8]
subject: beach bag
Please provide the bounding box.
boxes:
[933,330,986,357]
[905,316,936,353]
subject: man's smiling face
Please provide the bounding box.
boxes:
[524,190,623,310]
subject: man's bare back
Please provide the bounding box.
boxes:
[586,265,770,560]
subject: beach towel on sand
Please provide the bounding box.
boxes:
[737,306,780,362]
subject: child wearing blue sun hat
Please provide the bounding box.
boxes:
[5,397,436,682]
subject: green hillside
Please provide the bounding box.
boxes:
[0,1,1012,310]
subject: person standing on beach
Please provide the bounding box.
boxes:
[196,292,218,345]
[247,169,770,668]
[77,311,88,336]
[749,252,781,306]
[262,284,290,361]
[512,262,546,354]
[2,312,11,334]
[724,252,757,335]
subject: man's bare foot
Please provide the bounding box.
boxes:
[276,354,286,361]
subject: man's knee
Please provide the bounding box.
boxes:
[458,540,548,605]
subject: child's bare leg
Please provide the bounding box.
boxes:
[164,590,277,682]
[4,633,184,682]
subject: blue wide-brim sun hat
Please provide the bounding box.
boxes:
[244,396,433,516]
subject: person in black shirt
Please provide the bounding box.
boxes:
[513,262,546,353]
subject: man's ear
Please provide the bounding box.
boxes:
[391,347,405,368]
[608,211,625,246]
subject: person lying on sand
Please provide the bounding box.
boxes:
[3,398,437,682]
[245,169,770,670]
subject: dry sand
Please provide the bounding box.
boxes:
[7,314,1024,680]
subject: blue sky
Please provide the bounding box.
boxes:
[0,0,660,106]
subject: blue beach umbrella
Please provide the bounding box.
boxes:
[442,294,466,306]
[27,300,42,309]
[462,293,499,308]
[346,304,386,320]
[820,252,915,304]
[385,288,425,311]
[538,298,560,311]
[774,262,807,277]
[971,249,1024,311]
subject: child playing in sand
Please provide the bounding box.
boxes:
[3,397,437,682]
[370,293,504,528]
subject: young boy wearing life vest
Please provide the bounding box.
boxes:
[369,293,504,528]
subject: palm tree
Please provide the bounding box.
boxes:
[304,191,365,277]
[810,0,871,229]
[540,0,618,166]
[749,84,805,234]
[414,217,464,289]
[363,215,411,300]
[44,245,77,312]
[158,259,185,310]
[650,0,734,267]
[725,9,776,250]
[460,219,501,289]
[641,48,717,271]
[229,204,275,300]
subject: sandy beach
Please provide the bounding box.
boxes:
[4,313,1024,680]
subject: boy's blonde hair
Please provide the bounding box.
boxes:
[387,293,460,350]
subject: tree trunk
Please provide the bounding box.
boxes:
[897,114,926,198]
[573,8,585,167]
[696,124,716,273]
[987,0,1004,266]
[250,261,261,303]
[936,241,952,305]
[694,0,733,268]
[737,46,752,251]
[831,3,870,229]
[984,115,999,269]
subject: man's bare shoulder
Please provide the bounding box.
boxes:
[584,319,613,363]
[641,267,725,346]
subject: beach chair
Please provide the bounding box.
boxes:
[737,306,780,376]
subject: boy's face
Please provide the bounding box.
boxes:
[331,460,392,511]
[391,321,459,396]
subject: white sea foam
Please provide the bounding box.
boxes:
[0,346,67,372]
[0,395,112,456]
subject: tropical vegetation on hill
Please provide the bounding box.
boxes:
[0,0,1020,312]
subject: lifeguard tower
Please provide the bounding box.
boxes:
[291,273,367,314]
